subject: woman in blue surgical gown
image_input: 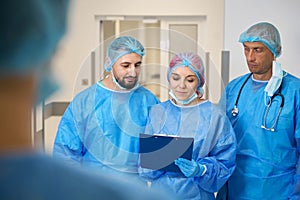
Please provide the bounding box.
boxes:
[139,52,236,200]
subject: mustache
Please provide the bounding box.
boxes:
[124,76,137,79]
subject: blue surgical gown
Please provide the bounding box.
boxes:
[139,100,236,200]
[220,73,300,199]
[53,82,159,176]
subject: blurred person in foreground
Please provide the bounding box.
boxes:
[217,22,300,199]
[0,1,173,199]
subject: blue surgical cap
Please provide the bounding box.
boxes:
[168,52,205,92]
[104,36,145,72]
[239,22,282,58]
[0,0,69,75]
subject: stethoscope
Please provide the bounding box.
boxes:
[231,73,284,132]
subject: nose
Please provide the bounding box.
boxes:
[246,50,255,62]
[127,65,137,76]
[178,79,186,89]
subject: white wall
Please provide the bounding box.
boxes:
[224,0,300,80]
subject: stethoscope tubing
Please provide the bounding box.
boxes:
[231,73,252,117]
[231,73,284,132]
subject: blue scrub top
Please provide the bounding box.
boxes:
[221,73,300,199]
[53,82,159,175]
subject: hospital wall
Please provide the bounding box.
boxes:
[43,0,300,154]
[224,0,300,80]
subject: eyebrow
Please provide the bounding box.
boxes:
[243,44,265,49]
[171,73,197,78]
[120,61,142,65]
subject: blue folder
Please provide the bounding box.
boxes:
[139,133,194,173]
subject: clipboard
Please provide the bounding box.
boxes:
[139,133,194,173]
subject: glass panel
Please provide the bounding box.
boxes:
[169,24,198,56]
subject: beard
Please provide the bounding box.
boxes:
[117,76,138,89]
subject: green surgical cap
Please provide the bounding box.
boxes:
[0,0,69,75]
[239,22,282,58]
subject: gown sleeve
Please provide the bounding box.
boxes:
[290,90,300,199]
[195,112,237,192]
[52,101,84,166]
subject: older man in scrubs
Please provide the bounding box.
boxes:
[218,22,300,199]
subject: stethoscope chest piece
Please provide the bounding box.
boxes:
[231,106,239,117]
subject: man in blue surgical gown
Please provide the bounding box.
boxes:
[217,22,300,199]
[53,36,159,177]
